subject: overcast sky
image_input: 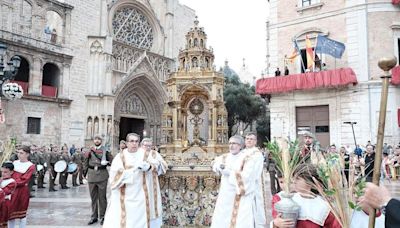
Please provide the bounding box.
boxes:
[179,0,269,78]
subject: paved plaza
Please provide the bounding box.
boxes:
[24,174,400,228]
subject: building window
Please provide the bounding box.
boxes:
[27,117,41,134]
[298,0,321,8]
[302,0,312,7]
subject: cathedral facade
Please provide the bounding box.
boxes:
[0,0,196,149]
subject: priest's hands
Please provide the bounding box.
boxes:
[216,164,231,176]
[273,214,295,228]
[148,157,160,171]
[138,161,151,171]
[220,168,231,176]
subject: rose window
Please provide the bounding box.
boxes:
[112,7,154,50]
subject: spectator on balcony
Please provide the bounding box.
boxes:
[284,66,289,75]
[51,29,57,44]
[44,26,51,42]
[274,67,281,76]
[322,63,327,71]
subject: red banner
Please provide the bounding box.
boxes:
[391,65,400,85]
[393,0,400,5]
[256,68,358,95]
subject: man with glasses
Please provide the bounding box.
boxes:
[141,138,168,228]
[211,135,264,228]
[84,135,112,225]
[103,133,153,228]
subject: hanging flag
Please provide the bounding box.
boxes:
[315,35,346,58]
[305,35,314,70]
[285,50,299,63]
[393,0,400,5]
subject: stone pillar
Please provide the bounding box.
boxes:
[29,57,42,96]
[59,63,70,98]
[208,106,212,140]
[99,0,108,36]
[165,0,175,58]
[177,105,182,140]
[64,11,72,46]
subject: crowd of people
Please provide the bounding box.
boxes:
[1,131,400,228]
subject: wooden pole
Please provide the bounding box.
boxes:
[368,56,397,228]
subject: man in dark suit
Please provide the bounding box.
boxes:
[84,135,113,225]
[362,182,400,227]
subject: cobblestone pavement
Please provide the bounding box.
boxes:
[25,174,400,227]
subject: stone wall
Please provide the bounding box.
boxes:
[0,0,195,147]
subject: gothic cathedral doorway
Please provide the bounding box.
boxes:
[119,117,145,142]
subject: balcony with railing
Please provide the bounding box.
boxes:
[255,68,358,95]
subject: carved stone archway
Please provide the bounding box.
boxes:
[114,73,166,148]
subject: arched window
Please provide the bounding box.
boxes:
[42,63,60,97]
[94,117,99,135]
[200,39,204,47]
[87,116,93,138]
[189,39,192,48]
[205,57,209,68]
[14,56,29,82]
[192,57,198,67]
[45,11,63,44]
[194,38,198,47]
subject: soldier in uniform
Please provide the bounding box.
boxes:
[28,145,39,197]
[36,146,47,189]
[59,145,70,189]
[84,135,113,225]
[71,147,83,186]
[267,151,281,195]
[47,146,60,192]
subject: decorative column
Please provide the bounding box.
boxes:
[212,103,218,143]
[173,103,178,141]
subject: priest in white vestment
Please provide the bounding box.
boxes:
[242,132,267,228]
[211,135,264,228]
[141,138,168,228]
[103,133,153,228]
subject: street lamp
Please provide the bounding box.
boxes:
[0,42,22,99]
[343,121,357,148]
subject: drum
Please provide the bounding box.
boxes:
[67,163,78,173]
[54,160,67,173]
[36,164,44,172]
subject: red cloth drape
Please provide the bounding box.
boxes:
[10,80,28,94]
[390,65,400,85]
[256,68,358,95]
[42,85,57,97]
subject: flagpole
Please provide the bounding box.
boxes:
[313,35,318,72]
[294,39,306,73]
